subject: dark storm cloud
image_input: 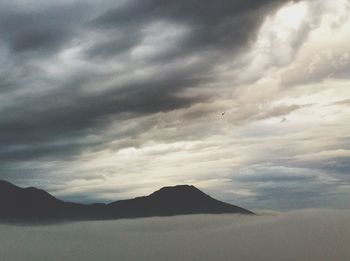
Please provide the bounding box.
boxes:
[91,0,294,61]
[0,0,294,164]
[0,64,208,162]
[0,2,92,56]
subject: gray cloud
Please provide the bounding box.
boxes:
[0,0,293,163]
[0,2,92,56]
[0,63,209,163]
[92,0,294,61]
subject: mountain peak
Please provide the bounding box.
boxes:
[150,184,201,196]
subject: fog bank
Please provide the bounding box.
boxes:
[0,209,349,261]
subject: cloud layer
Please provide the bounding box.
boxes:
[1,210,350,260]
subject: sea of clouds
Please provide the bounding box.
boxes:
[0,209,349,261]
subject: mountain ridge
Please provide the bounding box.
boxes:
[0,180,254,223]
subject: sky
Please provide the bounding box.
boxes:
[0,0,349,211]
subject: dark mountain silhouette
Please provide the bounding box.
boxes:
[0,180,254,222]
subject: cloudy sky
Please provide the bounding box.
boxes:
[1,0,349,211]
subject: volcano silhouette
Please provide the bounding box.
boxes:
[0,180,254,222]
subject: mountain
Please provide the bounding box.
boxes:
[0,180,254,222]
